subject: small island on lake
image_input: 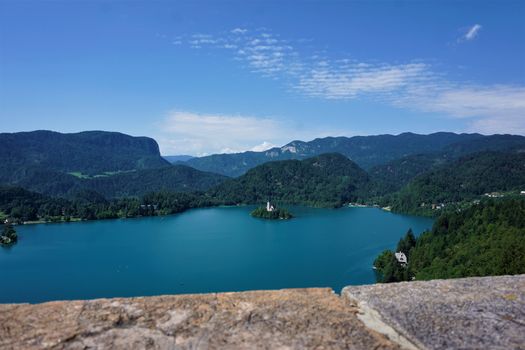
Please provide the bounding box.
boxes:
[251,202,293,220]
[0,222,18,246]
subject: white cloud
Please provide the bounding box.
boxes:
[178,28,435,98]
[411,86,525,118]
[231,28,247,35]
[162,111,279,149]
[179,29,294,77]
[469,116,525,135]
[296,63,430,99]
[188,34,223,47]
[394,85,525,134]
[465,24,482,40]
[156,110,346,155]
[250,141,277,152]
[157,111,287,155]
[219,147,241,154]
[173,27,525,136]
[458,24,482,42]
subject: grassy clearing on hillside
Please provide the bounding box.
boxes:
[68,170,136,179]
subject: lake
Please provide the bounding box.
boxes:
[0,206,433,303]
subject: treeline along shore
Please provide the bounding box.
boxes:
[1,130,525,282]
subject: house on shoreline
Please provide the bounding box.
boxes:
[395,252,407,266]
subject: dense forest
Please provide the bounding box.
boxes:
[389,151,525,215]
[0,131,226,197]
[3,164,226,198]
[0,222,17,246]
[0,186,216,223]
[0,130,169,177]
[209,153,369,207]
[250,207,293,220]
[374,198,525,282]
[367,153,451,196]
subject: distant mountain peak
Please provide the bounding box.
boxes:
[184,132,497,177]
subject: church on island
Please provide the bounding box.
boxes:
[266,201,275,212]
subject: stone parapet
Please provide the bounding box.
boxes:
[1,275,523,349]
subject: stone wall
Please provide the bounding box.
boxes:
[1,275,524,349]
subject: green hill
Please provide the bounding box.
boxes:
[364,134,525,197]
[76,165,227,198]
[0,186,212,223]
[0,130,169,181]
[209,153,369,207]
[390,151,525,215]
[367,153,451,196]
[375,198,525,282]
[9,165,226,198]
[0,131,227,198]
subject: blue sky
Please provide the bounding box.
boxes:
[1,1,524,155]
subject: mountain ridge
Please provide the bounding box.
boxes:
[185,132,490,177]
[0,130,170,177]
[0,130,225,197]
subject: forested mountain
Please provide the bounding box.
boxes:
[0,131,228,197]
[366,134,525,197]
[0,186,213,222]
[186,132,485,177]
[7,165,226,198]
[209,153,369,207]
[0,130,169,181]
[442,134,525,157]
[77,165,226,198]
[3,130,525,216]
[375,198,525,282]
[367,153,452,195]
[390,151,525,214]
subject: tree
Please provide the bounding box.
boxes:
[250,206,293,220]
[1,222,18,245]
[396,228,416,254]
[375,198,525,283]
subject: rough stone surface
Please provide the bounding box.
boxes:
[2,275,524,349]
[0,288,400,350]
[343,274,525,350]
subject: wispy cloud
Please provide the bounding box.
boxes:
[295,62,431,99]
[231,28,247,35]
[156,110,341,155]
[460,24,482,42]
[395,85,525,134]
[250,141,277,152]
[173,29,296,77]
[188,34,223,48]
[172,27,525,135]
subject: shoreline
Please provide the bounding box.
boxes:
[12,202,428,227]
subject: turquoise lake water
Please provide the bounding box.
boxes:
[0,206,433,303]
